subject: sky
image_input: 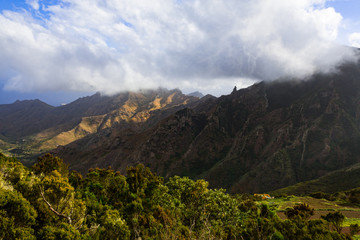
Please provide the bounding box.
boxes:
[0,0,359,106]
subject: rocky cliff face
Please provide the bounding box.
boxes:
[55,60,360,193]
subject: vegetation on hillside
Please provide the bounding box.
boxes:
[271,162,360,196]
[0,153,356,239]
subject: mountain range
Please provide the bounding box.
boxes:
[2,58,360,193]
[0,89,199,160]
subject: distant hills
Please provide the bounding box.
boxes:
[0,89,199,160]
[2,59,360,194]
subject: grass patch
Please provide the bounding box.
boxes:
[259,196,360,212]
[344,218,360,227]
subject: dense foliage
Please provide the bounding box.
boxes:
[0,153,353,239]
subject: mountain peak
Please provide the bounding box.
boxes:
[187,91,204,98]
[12,98,50,106]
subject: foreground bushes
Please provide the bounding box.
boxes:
[0,153,352,239]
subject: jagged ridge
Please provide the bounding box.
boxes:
[56,60,360,193]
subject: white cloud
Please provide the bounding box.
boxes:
[26,0,40,10]
[0,0,357,96]
[349,32,360,48]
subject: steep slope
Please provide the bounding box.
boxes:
[0,89,198,160]
[0,99,55,139]
[35,89,197,150]
[56,60,360,193]
[0,93,120,141]
[199,61,360,193]
[271,162,360,195]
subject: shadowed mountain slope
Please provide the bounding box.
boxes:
[55,60,360,193]
[271,162,360,195]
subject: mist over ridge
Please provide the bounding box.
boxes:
[0,0,359,99]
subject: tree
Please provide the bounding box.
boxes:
[95,209,130,240]
[0,188,37,240]
[37,169,86,229]
[350,223,360,237]
[285,203,314,221]
[240,203,279,240]
[321,211,345,233]
[68,170,83,190]
[124,164,165,239]
[32,153,69,176]
[83,167,128,208]
[166,176,209,234]
[38,222,81,240]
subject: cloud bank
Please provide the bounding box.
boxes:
[349,33,360,48]
[0,0,357,96]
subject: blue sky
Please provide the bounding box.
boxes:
[0,0,359,106]
[326,0,360,44]
[326,0,360,20]
[0,0,27,10]
[0,0,59,12]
